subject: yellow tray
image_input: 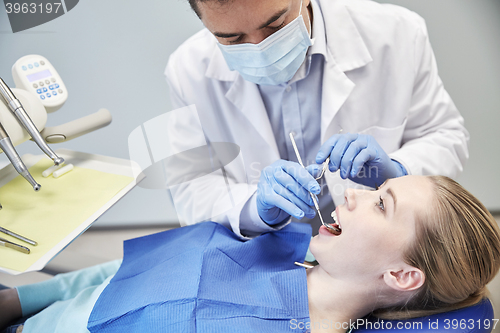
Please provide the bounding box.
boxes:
[0,149,140,275]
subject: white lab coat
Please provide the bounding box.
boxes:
[164,0,468,237]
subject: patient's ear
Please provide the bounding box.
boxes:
[383,265,425,292]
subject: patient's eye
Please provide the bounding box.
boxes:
[377,196,385,212]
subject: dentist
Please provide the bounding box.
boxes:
[164,0,469,237]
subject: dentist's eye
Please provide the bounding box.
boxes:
[377,196,385,212]
[269,21,286,30]
[229,36,244,44]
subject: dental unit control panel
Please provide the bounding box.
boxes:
[12,55,67,113]
[0,54,112,200]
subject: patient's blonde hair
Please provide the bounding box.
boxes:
[376,175,500,320]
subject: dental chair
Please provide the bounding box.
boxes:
[354,298,495,333]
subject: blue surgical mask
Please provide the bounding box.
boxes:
[217,1,312,86]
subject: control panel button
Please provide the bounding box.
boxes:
[55,84,59,88]
[46,93,51,98]
[45,80,50,84]
[43,87,48,92]
[52,91,57,96]
[40,95,45,100]
[58,89,63,94]
[34,62,39,67]
[49,85,54,90]
[28,64,33,69]
[22,66,27,71]
[33,83,38,88]
[39,82,44,86]
[36,89,42,94]
[40,61,45,65]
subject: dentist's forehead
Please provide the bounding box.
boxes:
[198,0,293,32]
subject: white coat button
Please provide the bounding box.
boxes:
[286,86,292,92]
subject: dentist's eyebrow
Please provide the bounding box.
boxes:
[257,8,289,29]
[212,8,288,38]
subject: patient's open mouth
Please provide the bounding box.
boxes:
[329,211,342,236]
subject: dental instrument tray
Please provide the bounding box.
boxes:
[0,149,142,275]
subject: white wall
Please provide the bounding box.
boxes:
[0,0,498,228]
[374,0,500,211]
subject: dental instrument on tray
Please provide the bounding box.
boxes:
[289,132,341,235]
[0,226,37,246]
[0,77,64,166]
[0,119,41,191]
[0,237,30,254]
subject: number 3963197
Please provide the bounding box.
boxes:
[5,3,62,14]
[443,318,499,330]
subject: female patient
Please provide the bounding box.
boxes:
[1,175,499,333]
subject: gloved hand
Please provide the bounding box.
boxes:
[256,160,321,225]
[316,133,407,188]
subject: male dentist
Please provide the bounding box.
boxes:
[164,0,469,237]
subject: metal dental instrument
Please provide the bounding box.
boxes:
[289,133,340,234]
[294,261,314,269]
[0,77,64,166]
[315,156,330,181]
[0,120,41,191]
[0,226,37,246]
[0,237,30,254]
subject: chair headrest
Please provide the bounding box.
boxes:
[352,298,494,333]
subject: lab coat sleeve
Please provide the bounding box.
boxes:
[15,260,121,317]
[164,60,289,239]
[389,17,469,178]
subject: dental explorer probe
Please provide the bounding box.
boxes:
[0,121,41,191]
[289,132,340,235]
[0,77,64,166]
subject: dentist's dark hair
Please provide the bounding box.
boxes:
[376,175,500,319]
[188,0,231,18]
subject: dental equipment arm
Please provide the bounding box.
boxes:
[0,120,40,191]
[40,108,112,143]
[0,77,64,166]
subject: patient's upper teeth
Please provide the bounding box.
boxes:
[332,213,338,224]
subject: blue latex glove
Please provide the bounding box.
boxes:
[316,133,407,188]
[256,160,321,225]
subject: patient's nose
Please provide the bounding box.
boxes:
[345,188,356,211]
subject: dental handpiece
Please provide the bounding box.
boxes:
[0,77,64,166]
[0,121,41,191]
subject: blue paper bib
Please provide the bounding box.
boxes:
[88,222,312,332]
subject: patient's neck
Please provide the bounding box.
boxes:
[307,265,379,333]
